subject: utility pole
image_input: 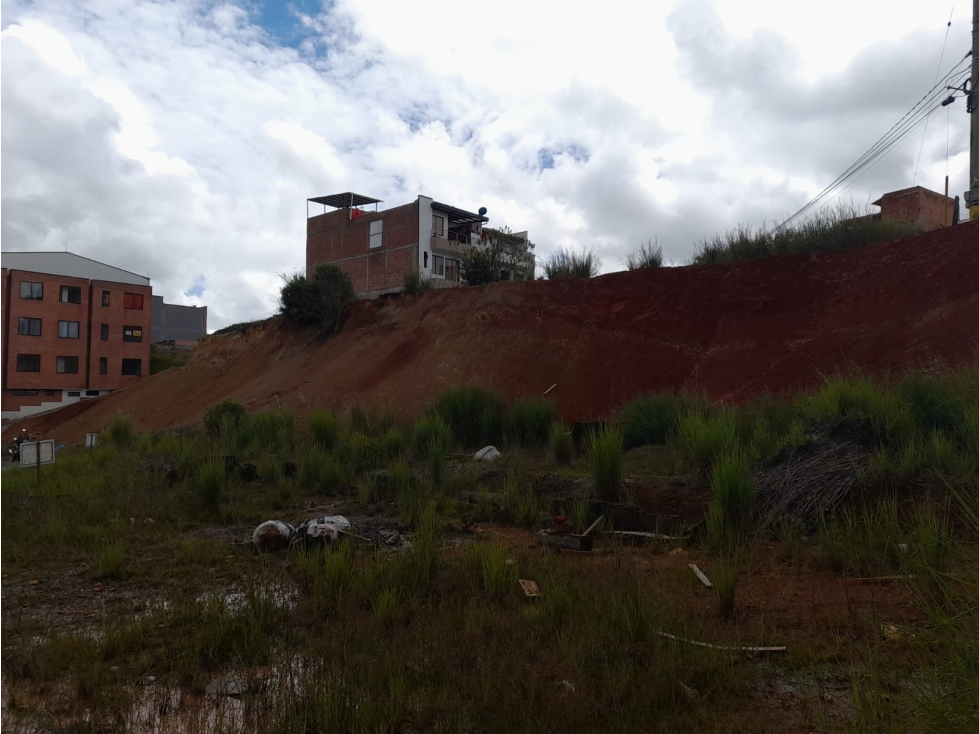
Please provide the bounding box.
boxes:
[968,0,979,220]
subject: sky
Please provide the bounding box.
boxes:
[1,0,973,330]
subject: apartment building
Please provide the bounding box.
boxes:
[306,192,533,298]
[1,252,153,420]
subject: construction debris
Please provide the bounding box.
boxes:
[519,579,541,598]
[656,631,786,653]
[754,419,873,525]
[538,529,594,552]
[609,530,678,544]
[252,520,295,552]
[474,446,501,462]
[689,564,713,588]
[295,516,351,546]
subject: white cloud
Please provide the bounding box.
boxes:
[1,0,972,329]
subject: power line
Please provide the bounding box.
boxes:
[912,6,956,186]
[775,55,972,231]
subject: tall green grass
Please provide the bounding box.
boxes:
[308,410,341,450]
[549,423,575,464]
[705,452,753,550]
[620,391,703,448]
[692,202,921,265]
[510,398,556,446]
[433,385,509,448]
[588,426,623,501]
[675,412,738,469]
[108,416,135,447]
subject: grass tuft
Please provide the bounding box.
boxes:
[675,411,738,469]
[588,425,623,501]
[108,416,135,447]
[549,422,575,464]
[510,398,556,446]
[433,385,509,448]
[308,410,341,450]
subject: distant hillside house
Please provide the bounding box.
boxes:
[151,296,207,344]
[871,186,958,231]
[306,192,534,298]
[1,251,152,420]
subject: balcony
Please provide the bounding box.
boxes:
[430,232,480,256]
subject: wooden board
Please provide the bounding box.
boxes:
[689,563,713,588]
[519,579,541,598]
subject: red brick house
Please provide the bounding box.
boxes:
[306,193,533,297]
[872,186,958,231]
[2,252,153,420]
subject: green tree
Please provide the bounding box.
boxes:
[279,264,355,331]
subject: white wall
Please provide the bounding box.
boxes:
[417,195,433,277]
[2,390,110,422]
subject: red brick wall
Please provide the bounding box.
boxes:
[88,280,153,390]
[306,201,420,296]
[1,268,152,412]
[879,188,955,231]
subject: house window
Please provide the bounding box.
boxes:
[124,293,144,310]
[18,317,42,336]
[102,290,110,307]
[45,389,57,396]
[369,219,383,249]
[20,281,43,300]
[123,325,143,343]
[433,255,445,277]
[446,259,460,282]
[121,358,142,376]
[56,356,79,374]
[99,357,108,375]
[67,391,81,397]
[11,389,38,397]
[433,214,445,237]
[60,286,82,304]
[58,321,80,339]
[16,354,40,372]
[85,390,100,397]
[101,324,109,341]
[423,252,428,268]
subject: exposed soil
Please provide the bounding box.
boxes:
[19,223,979,445]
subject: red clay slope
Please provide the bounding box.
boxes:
[20,222,979,445]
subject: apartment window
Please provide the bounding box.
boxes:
[124,293,144,310]
[85,390,100,397]
[45,389,57,396]
[16,354,41,372]
[20,281,43,300]
[60,286,82,304]
[433,255,445,277]
[101,324,109,341]
[369,219,383,249]
[123,325,143,343]
[18,317,42,336]
[433,214,445,237]
[56,356,79,374]
[99,357,108,375]
[446,259,460,282]
[102,290,110,307]
[121,358,142,376]
[58,320,80,339]
[67,391,81,397]
[11,389,38,397]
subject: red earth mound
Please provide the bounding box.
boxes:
[18,222,979,445]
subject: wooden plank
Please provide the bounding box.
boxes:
[582,517,603,536]
[689,563,713,588]
[656,631,786,653]
[519,579,541,598]
[608,530,678,543]
[543,383,558,396]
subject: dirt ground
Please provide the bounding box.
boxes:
[18,222,979,446]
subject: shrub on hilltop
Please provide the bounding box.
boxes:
[279,264,355,331]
